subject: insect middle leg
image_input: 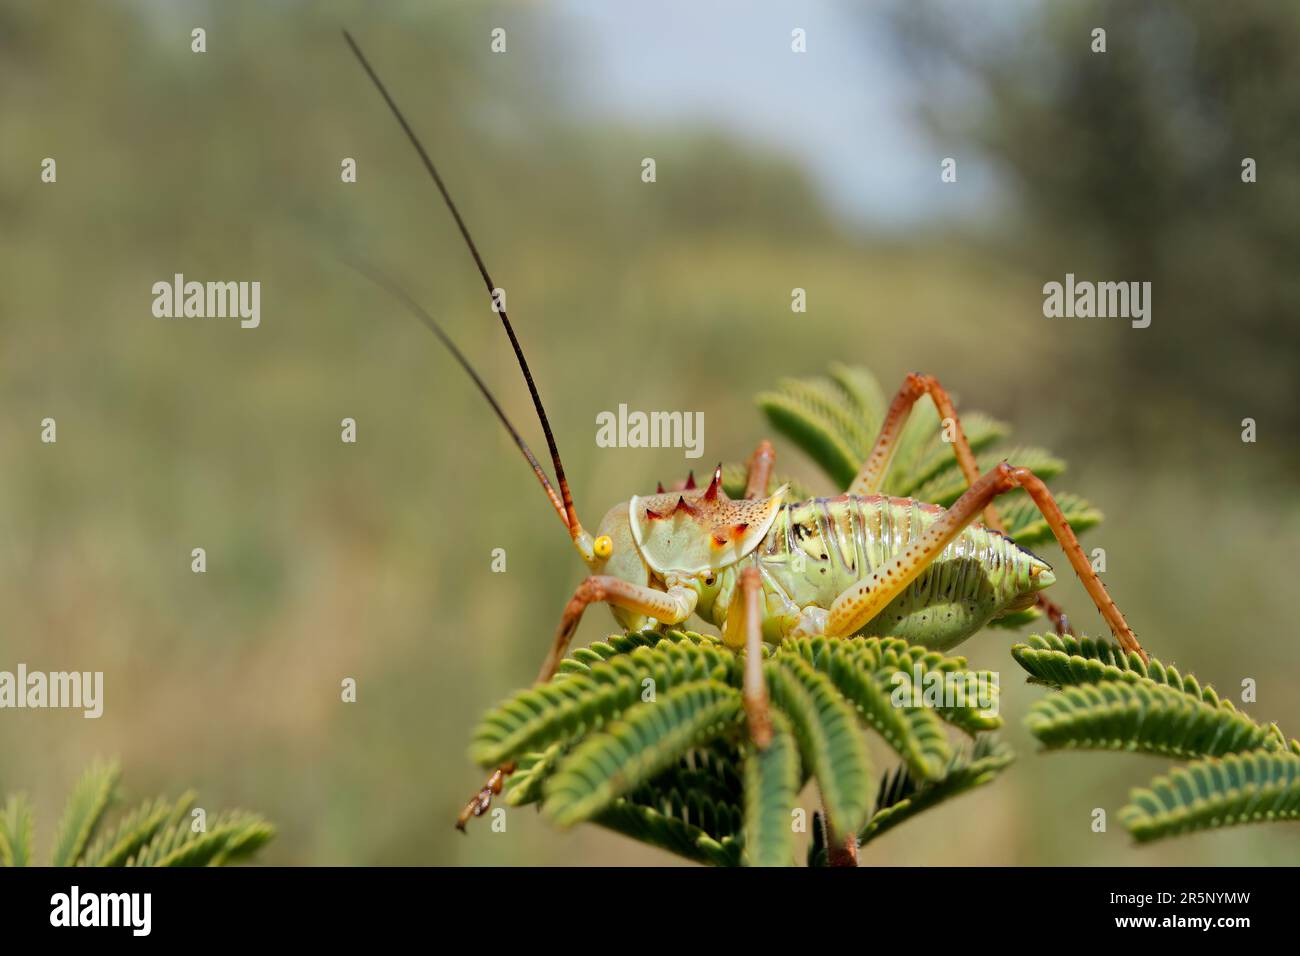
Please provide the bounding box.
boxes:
[827,463,1147,661]
[723,566,773,748]
[457,577,697,829]
[849,372,1072,634]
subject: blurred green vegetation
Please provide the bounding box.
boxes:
[889,0,1300,454]
[1,0,1297,865]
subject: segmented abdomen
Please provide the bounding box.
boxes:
[746,495,1047,649]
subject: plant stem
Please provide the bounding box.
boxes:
[818,792,859,867]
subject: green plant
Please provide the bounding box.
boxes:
[470,365,1092,865]
[477,626,1007,866]
[0,759,274,867]
[469,365,1297,863]
[1014,633,1300,842]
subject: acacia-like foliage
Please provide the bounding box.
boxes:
[471,363,1299,861]
[473,628,1009,866]
[743,713,801,867]
[468,365,1109,865]
[1014,633,1300,842]
[0,759,274,867]
[806,735,1016,865]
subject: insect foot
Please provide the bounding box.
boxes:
[455,763,514,831]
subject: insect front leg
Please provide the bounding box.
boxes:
[743,439,776,499]
[850,371,1072,635]
[457,577,697,830]
[538,576,698,683]
[827,462,1147,661]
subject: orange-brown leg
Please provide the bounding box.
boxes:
[851,372,1071,634]
[723,567,773,748]
[743,440,776,499]
[829,463,1146,661]
[535,577,697,684]
[457,576,698,829]
[1036,595,1071,635]
[850,372,997,525]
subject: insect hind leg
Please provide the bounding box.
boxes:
[828,463,1146,661]
[851,372,996,523]
[851,372,1073,635]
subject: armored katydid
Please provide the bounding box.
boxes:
[339,31,1148,832]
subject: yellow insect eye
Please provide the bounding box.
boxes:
[593,535,613,559]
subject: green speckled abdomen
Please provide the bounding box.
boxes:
[698,495,1054,651]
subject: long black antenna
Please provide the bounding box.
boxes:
[343,29,586,542]
[339,254,569,526]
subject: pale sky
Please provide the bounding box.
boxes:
[556,0,1007,229]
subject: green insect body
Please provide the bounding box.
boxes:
[718,495,1051,650]
[596,485,1054,652]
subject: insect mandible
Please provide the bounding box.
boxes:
[339,32,1149,832]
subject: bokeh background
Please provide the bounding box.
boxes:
[2,0,1297,865]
